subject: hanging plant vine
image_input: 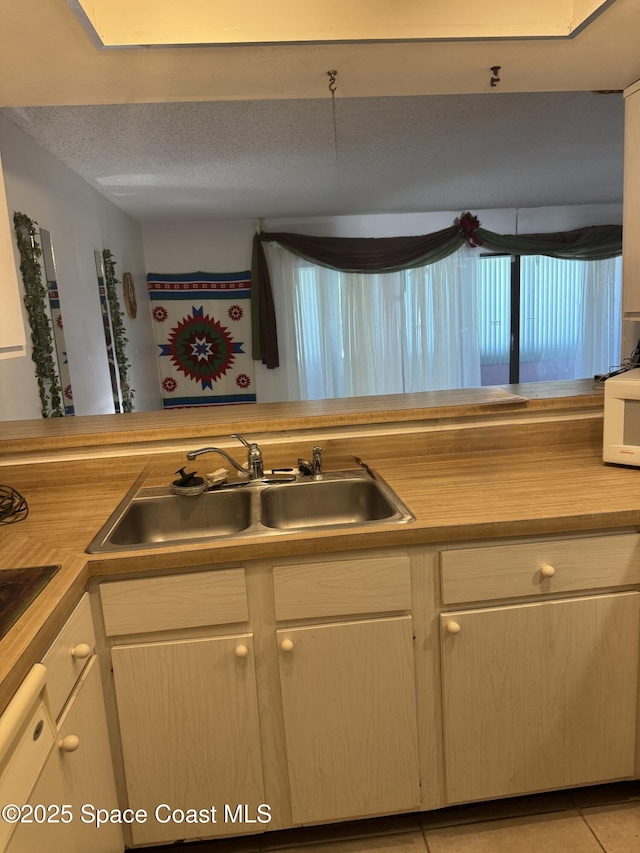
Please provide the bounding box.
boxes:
[102,249,135,412]
[13,212,64,417]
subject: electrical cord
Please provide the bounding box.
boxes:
[0,485,29,524]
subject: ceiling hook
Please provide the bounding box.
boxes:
[490,66,501,87]
[326,70,340,166]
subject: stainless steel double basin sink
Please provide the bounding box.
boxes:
[86,469,415,553]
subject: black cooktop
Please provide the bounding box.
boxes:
[0,565,60,641]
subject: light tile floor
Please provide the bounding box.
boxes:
[143,782,640,853]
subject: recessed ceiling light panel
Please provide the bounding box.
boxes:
[69,0,614,47]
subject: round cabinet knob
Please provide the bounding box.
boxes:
[235,644,249,658]
[59,735,80,753]
[541,564,556,578]
[71,643,91,660]
[446,621,461,635]
[280,639,294,652]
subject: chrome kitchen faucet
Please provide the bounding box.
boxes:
[186,433,264,479]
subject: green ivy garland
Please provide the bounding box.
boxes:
[102,249,135,412]
[13,212,64,418]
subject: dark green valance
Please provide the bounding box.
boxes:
[251,213,622,369]
[477,224,623,261]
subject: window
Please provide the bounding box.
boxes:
[479,254,622,385]
[264,243,622,402]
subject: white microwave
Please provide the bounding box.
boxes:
[603,368,640,466]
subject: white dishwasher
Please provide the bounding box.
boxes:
[0,664,75,853]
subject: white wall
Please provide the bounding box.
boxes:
[143,220,255,274]
[143,203,623,402]
[0,114,161,420]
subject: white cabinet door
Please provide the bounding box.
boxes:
[277,615,420,824]
[4,746,76,853]
[111,633,265,846]
[441,591,640,804]
[57,656,123,853]
[623,82,640,335]
[0,150,25,358]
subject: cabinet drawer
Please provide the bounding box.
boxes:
[41,594,96,721]
[100,568,248,636]
[441,533,640,604]
[273,555,411,621]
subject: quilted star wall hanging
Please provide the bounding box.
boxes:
[147,271,256,408]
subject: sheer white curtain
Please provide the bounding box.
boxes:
[576,257,622,377]
[404,248,481,391]
[519,255,622,381]
[260,244,622,402]
[263,243,482,401]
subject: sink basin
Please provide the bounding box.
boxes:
[88,489,253,551]
[86,469,414,553]
[260,478,399,530]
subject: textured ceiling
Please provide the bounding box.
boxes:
[0,0,632,224]
[1,91,625,222]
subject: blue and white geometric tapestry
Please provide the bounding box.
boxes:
[147,271,256,409]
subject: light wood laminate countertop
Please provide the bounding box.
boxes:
[0,379,602,458]
[0,380,626,712]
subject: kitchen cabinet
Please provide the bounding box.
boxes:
[3,596,122,853]
[100,553,421,843]
[273,555,420,824]
[0,665,75,853]
[111,633,265,846]
[103,567,265,847]
[56,656,123,853]
[623,78,640,352]
[0,149,25,358]
[439,536,640,805]
[40,593,123,853]
[4,727,76,853]
[93,531,640,844]
[277,616,419,824]
[41,590,97,720]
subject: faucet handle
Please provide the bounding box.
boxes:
[298,446,323,476]
[232,433,251,449]
[232,433,264,479]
